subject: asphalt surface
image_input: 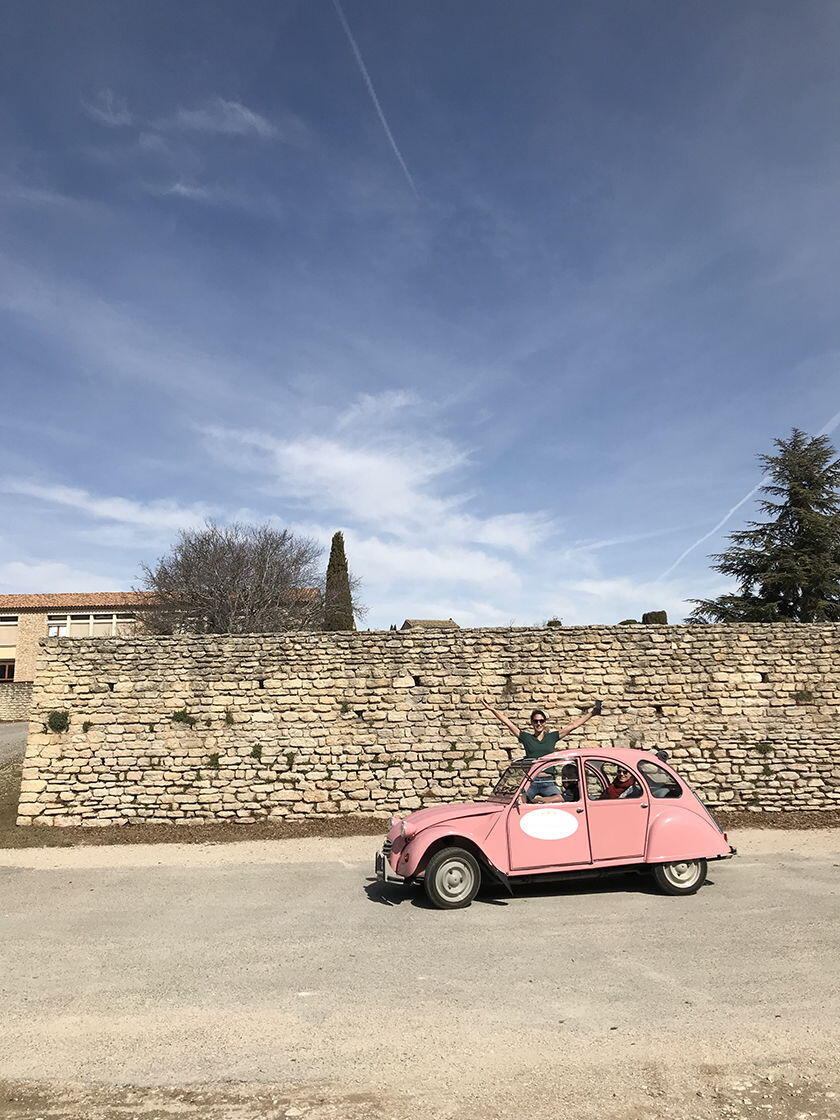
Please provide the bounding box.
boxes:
[0,723,26,767]
[1,832,839,1120]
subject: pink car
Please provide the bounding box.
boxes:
[375,747,736,908]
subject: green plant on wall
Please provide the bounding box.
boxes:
[46,710,70,733]
[208,753,220,769]
[285,750,296,770]
[225,709,235,726]
[340,700,351,715]
[171,709,197,728]
[250,745,262,761]
[82,721,92,734]
[793,689,814,705]
[754,741,773,756]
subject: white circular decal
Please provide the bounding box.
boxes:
[519,807,579,840]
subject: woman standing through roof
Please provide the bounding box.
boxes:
[481,698,602,800]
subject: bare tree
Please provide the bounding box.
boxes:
[139,521,324,634]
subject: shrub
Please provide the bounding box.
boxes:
[46,710,70,733]
[171,709,197,728]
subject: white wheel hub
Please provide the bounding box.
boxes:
[662,861,702,888]
[437,859,475,902]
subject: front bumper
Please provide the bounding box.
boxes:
[375,848,405,884]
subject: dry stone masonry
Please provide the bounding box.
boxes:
[0,682,34,723]
[17,624,840,826]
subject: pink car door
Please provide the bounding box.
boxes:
[507,759,592,872]
[583,758,649,861]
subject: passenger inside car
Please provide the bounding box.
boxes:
[532,763,580,803]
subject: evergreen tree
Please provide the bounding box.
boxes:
[688,429,840,623]
[324,531,356,631]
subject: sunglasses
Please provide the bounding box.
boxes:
[532,718,546,725]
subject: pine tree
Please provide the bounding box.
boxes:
[324,531,356,631]
[688,429,840,623]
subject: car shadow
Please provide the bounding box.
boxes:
[364,873,716,907]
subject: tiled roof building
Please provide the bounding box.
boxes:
[0,591,157,684]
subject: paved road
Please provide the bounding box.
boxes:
[0,723,25,767]
[1,833,839,1120]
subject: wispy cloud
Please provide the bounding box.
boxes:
[158,97,277,139]
[0,258,235,397]
[659,408,840,579]
[145,179,286,220]
[82,89,133,127]
[2,481,214,532]
[0,177,98,214]
[331,0,420,200]
[335,389,418,431]
[0,558,123,594]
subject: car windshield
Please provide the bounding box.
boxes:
[487,758,533,801]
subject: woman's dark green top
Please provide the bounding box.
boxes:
[517,729,560,758]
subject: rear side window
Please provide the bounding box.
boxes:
[639,760,682,798]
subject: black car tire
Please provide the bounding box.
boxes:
[651,858,707,896]
[424,847,481,909]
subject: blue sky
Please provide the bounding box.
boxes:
[2,0,839,628]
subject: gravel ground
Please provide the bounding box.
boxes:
[1,830,838,1120]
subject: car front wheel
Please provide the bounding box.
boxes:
[424,847,481,909]
[651,858,707,896]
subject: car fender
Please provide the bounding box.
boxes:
[645,804,732,863]
[397,822,497,879]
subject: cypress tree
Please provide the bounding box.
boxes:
[324,531,356,631]
[688,429,840,623]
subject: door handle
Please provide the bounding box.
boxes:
[640,803,649,808]
[575,808,584,814]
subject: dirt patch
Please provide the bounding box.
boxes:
[2,755,839,849]
[1,1072,838,1120]
[717,808,840,830]
[0,1081,390,1120]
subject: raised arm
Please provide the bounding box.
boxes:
[480,697,520,737]
[556,699,602,739]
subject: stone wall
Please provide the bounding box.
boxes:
[17,624,840,826]
[0,682,33,722]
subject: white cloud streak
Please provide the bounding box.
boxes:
[659,408,840,580]
[0,258,236,397]
[331,0,420,200]
[2,482,214,532]
[82,90,133,127]
[160,98,276,139]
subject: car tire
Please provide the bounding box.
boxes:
[651,858,707,896]
[424,847,481,909]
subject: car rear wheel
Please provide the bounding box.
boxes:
[424,847,481,909]
[652,858,707,896]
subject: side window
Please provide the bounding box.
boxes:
[526,760,582,804]
[585,761,642,800]
[585,761,608,800]
[639,760,682,799]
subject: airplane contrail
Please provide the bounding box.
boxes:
[331,0,420,200]
[658,409,840,581]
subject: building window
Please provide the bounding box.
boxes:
[0,661,14,681]
[46,612,135,638]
